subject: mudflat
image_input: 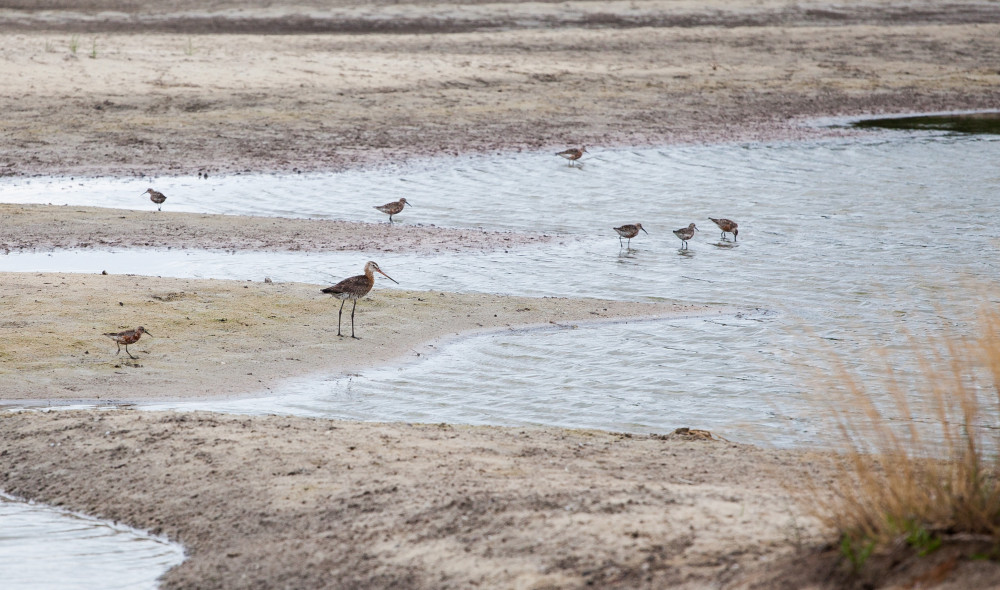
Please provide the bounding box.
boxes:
[2,0,998,177]
[2,2,999,588]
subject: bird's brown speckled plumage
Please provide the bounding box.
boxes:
[374,198,410,223]
[673,223,699,249]
[556,146,587,165]
[613,223,648,248]
[104,326,151,359]
[322,261,398,338]
[709,217,739,241]
[143,188,166,211]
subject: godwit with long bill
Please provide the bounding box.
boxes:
[613,223,648,249]
[322,261,398,339]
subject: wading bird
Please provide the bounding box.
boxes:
[104,326,151,359]
[374,198,411,223]
[709,217,739,241]
[613,223,648,249]
[673,223,698,249]
[322,261,398,339]
[555,146,587,166]
[143,188,167,211]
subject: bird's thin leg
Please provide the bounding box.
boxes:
[350,300,359,339]
[619,235,623,248]
[125,344,137,360]
[115,342,121,355]
[337,300,345,337]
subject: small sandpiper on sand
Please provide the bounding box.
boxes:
[104,326,152,359]
[322,261,398,339]
[709,217,739,241]
[613,223,648,249]
[143,188,167,211]
[673,223,699,249]
[374,198,411,223]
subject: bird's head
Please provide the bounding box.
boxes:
[367,261,399,284]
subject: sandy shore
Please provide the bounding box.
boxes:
[0,411,833,589]
[3,1,1000,588]
[0,271,707,401]
[1,1,998,177]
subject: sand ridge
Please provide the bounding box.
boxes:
[0,203,551,254]
[0,271,715,401]
[1,2,998,177]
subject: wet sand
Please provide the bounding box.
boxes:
[0,272,706,401]
[0,203,550,254]
[3,1,1000,588]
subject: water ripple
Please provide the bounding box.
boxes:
[3,133,999,447]
[0,494,184,590]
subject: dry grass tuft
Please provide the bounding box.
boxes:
[815,303,1000,571]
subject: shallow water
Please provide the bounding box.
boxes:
[3,132,1000,448]
[0,493,184,590]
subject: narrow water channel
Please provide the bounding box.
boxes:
[4,130,997,447]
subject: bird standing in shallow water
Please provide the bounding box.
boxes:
[104,326,151,359]
[322,261,398,339]
[555,146,587,166]
[709,217,739,241]
[673,223,698,249]
[613,223,648,249]
[143,188,167,211]
[374,198,411,223]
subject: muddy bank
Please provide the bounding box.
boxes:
[1,1,998,177]
[0,410,832,589]
[4,0,1000,35]
[0,204,550,254]
[5,411,996,589]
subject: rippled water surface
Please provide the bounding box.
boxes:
[4,132,999,448]
[0,493,184,590]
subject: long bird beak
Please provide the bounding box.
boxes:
[377,269,399,284]
[144,330,154,337]
[641,227,649,234]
